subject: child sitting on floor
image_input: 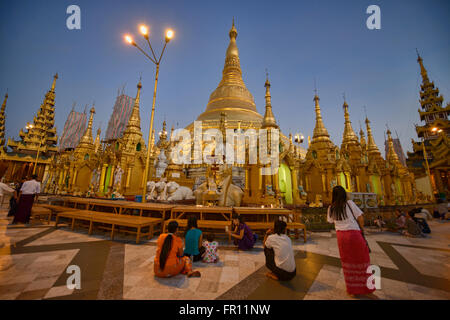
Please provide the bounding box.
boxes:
[202,233,219,263]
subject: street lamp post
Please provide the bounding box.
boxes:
[124,25,174,202]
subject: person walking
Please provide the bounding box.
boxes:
[12,174,40,225]
[327,186,377,298]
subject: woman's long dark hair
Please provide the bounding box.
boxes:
[184,216,198,237]
[160,221,178,271]
[330,186,348,221]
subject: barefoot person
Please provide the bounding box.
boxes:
[183,216,204,262]
[263,220,296,281]
[154,221,201,278]
[12,175,40,225]
[327,186,376,298]
[228,213,256,251]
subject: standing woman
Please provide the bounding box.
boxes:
[154,221,201,278]
[327,186,376,298]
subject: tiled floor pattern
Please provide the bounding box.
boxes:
[0,208,449,300]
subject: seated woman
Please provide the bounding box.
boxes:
[263,220,296,281]
[228,213,256,250]
[154,221,201,278]
[183,216,204,262]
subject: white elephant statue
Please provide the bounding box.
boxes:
[146,181,157,201]
[165,181,195,201]
[155,179,168,201]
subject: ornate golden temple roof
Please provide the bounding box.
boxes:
[196,20,263,123]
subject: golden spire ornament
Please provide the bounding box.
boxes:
[262,72,278,129]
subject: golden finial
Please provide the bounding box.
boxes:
[51,73,58,92]
[341,98,358,145]
[229,18,237,39]
[262,72,278,129]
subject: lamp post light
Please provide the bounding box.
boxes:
[124,25,174,202]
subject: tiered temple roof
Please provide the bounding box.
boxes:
[407,53,450,178]
[0,93,7,148]
[7,74,59,157]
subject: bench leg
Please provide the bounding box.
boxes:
[71,218,75,230]
[48,213,52,225]
[148,224,154,240]
[136,227,141,244]
[111,224,115,240]
[88,221,93,235]
[303,228,307,243]
[162,222,166,234]
[55,215,60,228]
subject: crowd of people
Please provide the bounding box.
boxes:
[1,173,448,299]
[153,212,298,282]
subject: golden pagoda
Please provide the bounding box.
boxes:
[300,92,339,204]
[339,99,363,193]
[1,74,59,182]
[182,22,306,206]
[406,52,450,199]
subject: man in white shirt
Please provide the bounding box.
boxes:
[12,175,41,225]
[263,220,297,281]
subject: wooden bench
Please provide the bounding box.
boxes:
[35,204,78,223]
[246,222,307,242]
[55,210,162,244]
[30,206,52,225]
[163,218,232,242]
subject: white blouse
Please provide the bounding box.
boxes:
[327,200,363,231]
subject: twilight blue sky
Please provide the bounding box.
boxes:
[0,0,449,155]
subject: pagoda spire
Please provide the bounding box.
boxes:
[197,20,260,122]
[262,73,278,129]
[416,50,430,84]
[365,117,381,154]
[0,93,8,146]
[94,127,102,153]
[77,106,95,149]
[311,92,331,142]
[124,80,142,135]
[51,73,58,92]
[386,129,401,164]
[359,123,367,150]
[341,99,359,146]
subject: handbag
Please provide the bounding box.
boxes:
[348,202,371,253]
